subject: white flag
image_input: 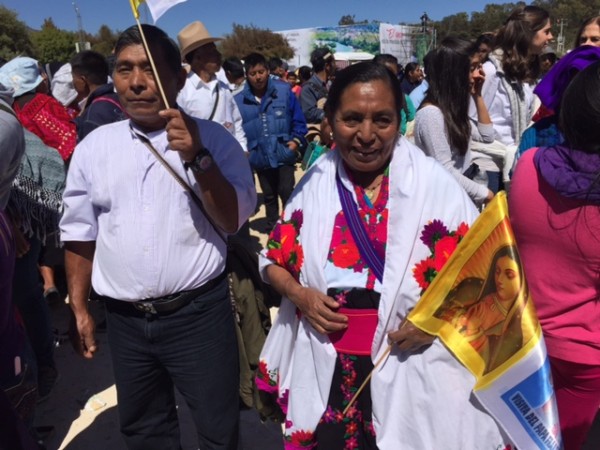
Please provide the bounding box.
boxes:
[131,0,187,23]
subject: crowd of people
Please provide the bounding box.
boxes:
[1,5,600,450]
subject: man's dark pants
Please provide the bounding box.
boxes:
[256,164,295,232]
[105,278,239,450]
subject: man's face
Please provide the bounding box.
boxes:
[188,42,222,76]
[247,64,268,93]
[113,43,185,131]
[273,66,286,78]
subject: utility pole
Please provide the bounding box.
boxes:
[73,1,86,53]
[556,18,568,54]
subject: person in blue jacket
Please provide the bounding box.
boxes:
[235,53,307,232]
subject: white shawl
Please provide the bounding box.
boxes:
[259,138,509,449]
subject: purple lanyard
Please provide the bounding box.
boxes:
[336,171,385,283]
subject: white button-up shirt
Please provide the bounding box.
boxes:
[60,118,256,301]
[178,72,248,151]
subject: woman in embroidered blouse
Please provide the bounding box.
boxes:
[469,5,552,193]
[257,62,509,449]
[414,36,495,206]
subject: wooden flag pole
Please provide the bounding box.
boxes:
[129,0,170,109]
[342,344,392,416]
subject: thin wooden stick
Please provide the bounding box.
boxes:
[342,344,393,415]
[134,16,170,109]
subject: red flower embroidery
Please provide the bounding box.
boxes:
[455,222,469,239]
[266,210,304,281]
[413,258,437,291]
[433,236,458,271]
[288,429,315,447]
[345,422,358,436]
[255,360,278,392]
[413,221,469,293]
[345,435,359,450]
[331,242,361,269]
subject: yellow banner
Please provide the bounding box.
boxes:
[408,192,542,389]
[129,0,145,19]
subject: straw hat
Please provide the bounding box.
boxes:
[178,21,222,60]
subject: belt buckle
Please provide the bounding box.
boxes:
[134,301,158,315]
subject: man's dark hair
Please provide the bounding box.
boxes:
[373,53,398,67]
[70,50,109,86]
[222,57,244,79]
[298,65,312,83]
[310,47,333,72]
[268,56,283,73]
[114,24,181,76]
[243,53,267,73]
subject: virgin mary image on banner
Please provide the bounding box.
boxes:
[436,243,533,375]
[408,193,561,449]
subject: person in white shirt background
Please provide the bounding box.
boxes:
[177,21,247,151]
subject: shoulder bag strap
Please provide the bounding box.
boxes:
[132,126,226,244]
[207,83,220,121]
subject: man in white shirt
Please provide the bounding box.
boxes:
[177,21,247,151]
[60,24,256,450]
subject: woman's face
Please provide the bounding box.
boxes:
[469,55,484,89]
[332,79,399,175]
[494,255,521,302]
[579,23,600,47]
[530,19,553,55]
[409,65,423,82]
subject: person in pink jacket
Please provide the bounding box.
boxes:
[509,61,600,450]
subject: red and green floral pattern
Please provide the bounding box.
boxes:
[266,210,304,281]
[413,219,469,292]
[320,354,376,449]
[284,429,317,449]
[328,174,389,290]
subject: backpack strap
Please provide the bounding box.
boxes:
[91,96,126,113]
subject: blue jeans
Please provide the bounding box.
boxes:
[256,165,296,232]
[486,171,502,194]
[105,277,240,450]
[12,236,55,370]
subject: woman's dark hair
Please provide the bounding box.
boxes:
[324,61,402,129]
[475,32,495,49]
[114,24,182,76]
[243,53,267,73]
[479,244,523,300]
[494,5,550,82]
[422,36,473,156]
[574,16,600,48]
[559,61,600,154]
[403,62,420,81]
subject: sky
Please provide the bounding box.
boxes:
[4,0,494,40]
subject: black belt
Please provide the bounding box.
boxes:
[101,272,226,315]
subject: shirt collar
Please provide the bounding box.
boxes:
[189,71,218,90]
